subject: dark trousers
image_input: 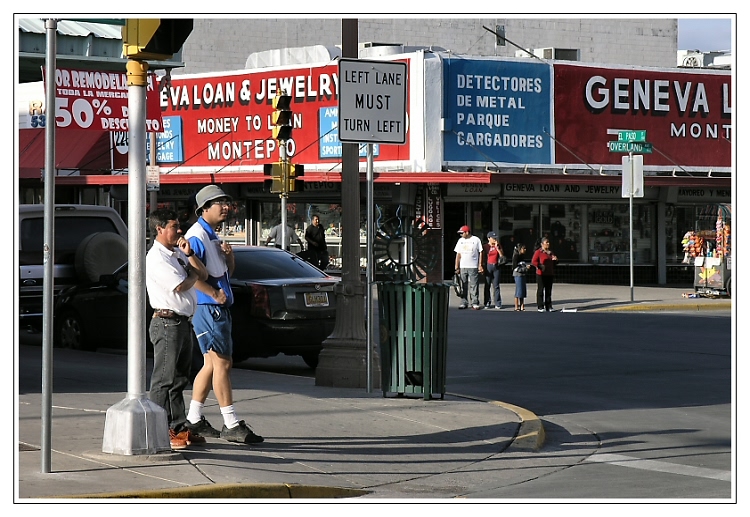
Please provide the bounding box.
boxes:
[148,316,193,431]
[536,274,554,310]
[485,263,502,306]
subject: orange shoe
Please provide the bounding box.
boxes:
[169,428,189,450]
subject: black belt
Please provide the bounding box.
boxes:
[153,309,189,320]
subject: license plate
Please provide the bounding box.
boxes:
[304,292,329,307]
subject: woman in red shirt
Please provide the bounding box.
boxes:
[483,232,505,309]
[531,237,558,312]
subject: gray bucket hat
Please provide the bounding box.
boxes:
[194,185,231,216]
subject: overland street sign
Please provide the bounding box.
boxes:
[608,141,653,153]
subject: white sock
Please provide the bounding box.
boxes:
[186,400,204,424]
[221,405,240,428]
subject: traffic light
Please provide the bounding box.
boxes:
[123,19,193,61]
[271,91,293,141]
[263,162,302,193]
[264,162,284,194]
[287,164,303,193]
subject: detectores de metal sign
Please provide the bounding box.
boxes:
[338,58,407,144]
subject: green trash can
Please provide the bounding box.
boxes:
[377,281,450,400]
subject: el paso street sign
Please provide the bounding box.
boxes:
[618,130,647,142]
[608,141,652,153]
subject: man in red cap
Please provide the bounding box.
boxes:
[453,225,484,310]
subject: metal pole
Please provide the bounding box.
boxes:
[629,151,634,302]
[127,60,149,397]
[41,17,58,474]
[280,140,288,250]
[366,144,374,392]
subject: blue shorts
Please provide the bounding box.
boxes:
[192,305,233,357]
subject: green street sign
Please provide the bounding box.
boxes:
[608,141,653,154]
[617,130,647,143]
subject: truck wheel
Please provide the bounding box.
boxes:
[75,232,128,283]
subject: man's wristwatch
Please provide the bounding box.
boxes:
[186,250,195,257]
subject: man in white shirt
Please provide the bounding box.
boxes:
[453,225,484,310]
[146,209,208,449]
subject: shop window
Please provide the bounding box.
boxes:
[588,203,653,264]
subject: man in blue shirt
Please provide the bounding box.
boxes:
[184,185,263,445]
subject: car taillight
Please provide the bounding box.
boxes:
[249,284,271,318]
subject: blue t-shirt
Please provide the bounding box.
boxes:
[187,217,234,307]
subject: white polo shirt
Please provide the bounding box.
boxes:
[145,241,197,317]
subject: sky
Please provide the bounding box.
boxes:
[677,18,733,52]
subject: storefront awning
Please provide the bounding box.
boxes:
[48,169,729,189]
[18,128,113,178]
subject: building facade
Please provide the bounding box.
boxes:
[17,18,731,286]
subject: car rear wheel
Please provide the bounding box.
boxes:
[301,351,320,369]
[56,310,92,351]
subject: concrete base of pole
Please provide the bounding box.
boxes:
[102,396,170,455]
[315,338,381,389]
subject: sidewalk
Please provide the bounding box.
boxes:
[17,360,536,500]
[448,282,732,313]
[16,284,731,500]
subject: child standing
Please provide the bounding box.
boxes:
[512,243,528,311]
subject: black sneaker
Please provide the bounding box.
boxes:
[184,416,221,438]
[221,420,264,444]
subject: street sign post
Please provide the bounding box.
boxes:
[621,155,644,198]
[608,141,652,153]
[617,129,647,142]
[337,57,408,392]
[338,58,407,144]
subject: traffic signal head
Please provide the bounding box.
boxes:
[123,19,193,61]
[288,164,303,192]
[271,91,293,141]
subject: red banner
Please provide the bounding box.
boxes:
[553,63,731,167]
[159,62,411,170]
[49,68,163,132]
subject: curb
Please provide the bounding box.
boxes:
[54,483,371,499]
[450,393,546,452]
[589,302,732,312]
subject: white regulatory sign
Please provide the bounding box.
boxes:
[338,58,407,144]
[146,165,160,192]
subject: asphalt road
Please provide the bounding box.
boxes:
[442,309,732,499]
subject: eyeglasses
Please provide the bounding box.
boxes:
[208,200,230,207]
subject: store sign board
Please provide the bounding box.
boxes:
[42,68,163,131]
[159,63,411,169]
[501,182,659,200]
[442,58,553,164]
[553,63,731,167]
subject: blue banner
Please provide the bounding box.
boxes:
[147,116,183,164]
[443,58,552,164]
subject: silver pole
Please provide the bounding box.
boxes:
[41,17,58,474]
[629,151,634,302]
[280,141,288,250]
[127,61,148,397]
[366,144,374,393]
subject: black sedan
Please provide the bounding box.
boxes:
[54,246,339,368]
